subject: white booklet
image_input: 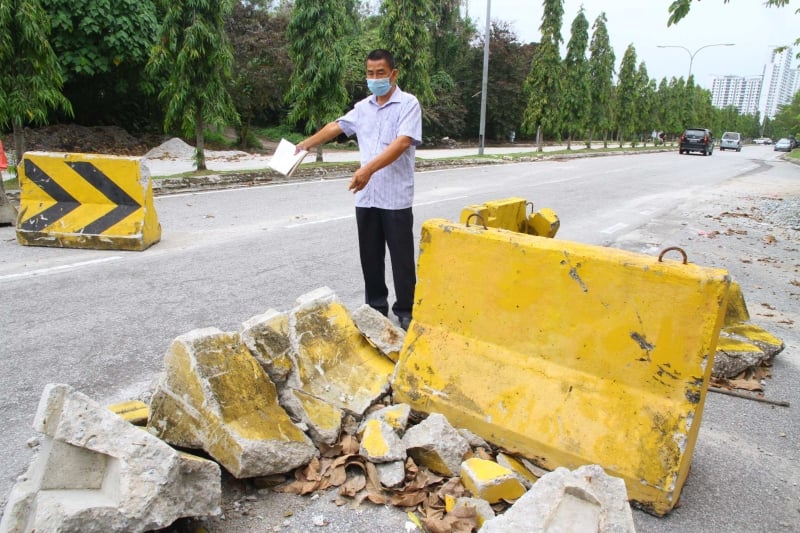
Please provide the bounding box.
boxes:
[268,138,308,177]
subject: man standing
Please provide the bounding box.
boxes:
[296,49,422,330]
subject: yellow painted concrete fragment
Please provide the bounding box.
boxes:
[715,336,764,355]
[107,400,149,425]
[528,207,560,238]
[290,289,396,415]
[393,220,730,516]
[361,419,390,457]
[147,328,315,477]
[724,281,750,324]
[460,198,527,233]
[497,452,539,487]
[461,458,526,504]
[723,323,783,354]
[17,151,160,250]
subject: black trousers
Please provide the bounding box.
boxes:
[355,206,416,319]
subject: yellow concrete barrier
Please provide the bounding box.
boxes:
[459,197,559,238]
[16,152,161,250]
[392,220,730,516]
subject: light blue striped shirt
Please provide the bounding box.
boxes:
[336,87,422,209]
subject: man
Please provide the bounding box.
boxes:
[296,49,422,330]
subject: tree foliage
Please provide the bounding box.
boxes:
[41,0,159,127]
[522,0,564,149]
[615,44,638,145]
[226,3,292,148]
[379,0,435,105]
[562,7,590,148]
[0,0,73,158]
[587,12,615,147]
[147,0,239,170]
[285,0,350,161]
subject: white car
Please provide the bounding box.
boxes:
[753,137,773,145]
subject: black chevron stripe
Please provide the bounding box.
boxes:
[67,161,142,235]
[19,159,80,232]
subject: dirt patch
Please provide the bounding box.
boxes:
[21,124,167,156]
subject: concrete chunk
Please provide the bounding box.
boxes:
[479,464,635,533]
[147,327,317,478]
[286,288,395,416]
[0,384,220,533]
[496,452,539,488]
[352,304,406,362]
[359,419,405,463]
[461,458,526,504]
[240,309,295,384]
[279,388,343,446]
[402,413,470,476]
[447,496,495,529]
[359,403,411,435]
[376,461,406,488]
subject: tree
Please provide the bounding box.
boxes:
[635,63,656,145]
[41,0,159,128]
[587,12,615,148]
[379,0,435,105]
[147,0,239,171]
[615,44,638,146]
[285,0,350,162]
[522,0,564,151]
[0,0,73,159]
[226,3,292,148]
[562,7,590,149]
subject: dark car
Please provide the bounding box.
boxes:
[680,128,714,156]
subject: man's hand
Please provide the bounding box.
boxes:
[295,142,308,155]
[348,167,372,193]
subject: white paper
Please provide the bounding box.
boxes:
[268,138,308,177]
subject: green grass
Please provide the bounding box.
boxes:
[2,177,18,190]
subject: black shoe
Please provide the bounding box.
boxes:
[399,316,412,331]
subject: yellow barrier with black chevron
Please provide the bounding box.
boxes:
[16,152,161,251]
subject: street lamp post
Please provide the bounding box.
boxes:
[478,0,491,155]
[657,43,735,79]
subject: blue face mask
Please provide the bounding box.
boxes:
[367,77,392,96]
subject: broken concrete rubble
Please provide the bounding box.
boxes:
[478,464,636,533]
[285,287,396,416]
[460,458,526,504]
[402,413,471,477]
[0,383,221,533]
[147,327,318,478]
[358,419,406,463]
[351,304,406,362]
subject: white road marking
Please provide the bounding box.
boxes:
[0,256,122,282]
[600,223,629,234]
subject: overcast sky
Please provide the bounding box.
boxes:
[463,0,799,88]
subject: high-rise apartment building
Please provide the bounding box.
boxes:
[710,75,763,115]
[759,47,796,119]
[710,46,797,119]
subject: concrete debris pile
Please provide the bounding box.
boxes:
[0,286,635,533]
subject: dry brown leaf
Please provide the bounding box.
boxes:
[473,447,495,461]
[726,378,763,391]
[763,235,777,244]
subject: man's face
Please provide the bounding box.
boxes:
[366,59,397,83]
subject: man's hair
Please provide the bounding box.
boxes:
[367,49,396,70]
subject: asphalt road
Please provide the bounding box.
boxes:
[1,146,798,531]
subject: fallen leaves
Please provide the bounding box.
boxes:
[711,362,772,393]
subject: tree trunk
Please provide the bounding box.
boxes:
[586,130,594,149]
[12,118,25,161]
[567,134,572,150]
[536,125,543,153]
[603,131,608,149]
[315,119,324,162]
[195,108,206,171]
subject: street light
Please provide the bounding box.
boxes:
[478,0,491,155]
[656,43,735,79]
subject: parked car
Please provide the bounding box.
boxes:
[774,138,793,152]
[754,137,773,145]
[679,128,714,156]
[719,132,742,152]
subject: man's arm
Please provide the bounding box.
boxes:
[348,135,413,192]
[296,122,344,153]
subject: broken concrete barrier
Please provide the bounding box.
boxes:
[285,287,396,416]
[147,327,318,478]
[352,304,406,363]
[0,383,220,533]
[479,464,635,533]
